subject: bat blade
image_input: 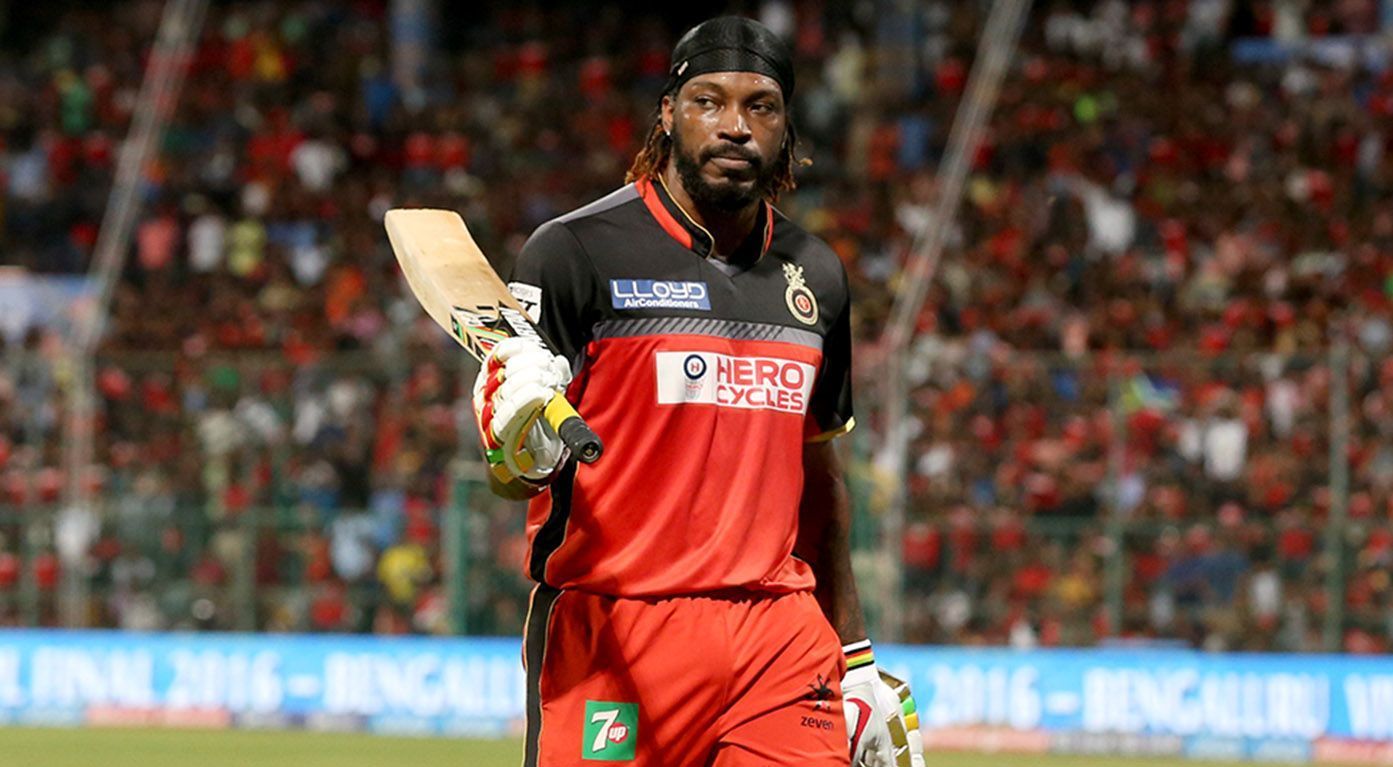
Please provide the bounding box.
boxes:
[384,208,603,464]
[385,208,532,361]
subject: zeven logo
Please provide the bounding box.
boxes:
[583,701,638,761]
[610,280,710,311]
[656,351,816,414]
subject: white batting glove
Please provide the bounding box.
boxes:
[875,670,925,767]
[843,643,925,767]
[472,336,571,483]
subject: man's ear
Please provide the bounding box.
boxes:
[661,94,674,136]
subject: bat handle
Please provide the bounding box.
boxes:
[543,395,604,464]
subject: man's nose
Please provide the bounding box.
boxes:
[717,108,751,142]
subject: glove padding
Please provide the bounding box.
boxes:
[844,667,925,767]
[472,336,571,482]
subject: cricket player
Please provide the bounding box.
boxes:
[472,16,925,767]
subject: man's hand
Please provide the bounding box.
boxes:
[472,336,571,483]
[844,667,925,767]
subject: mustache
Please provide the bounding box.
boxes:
[700,144,762,167]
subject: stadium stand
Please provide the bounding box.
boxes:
[0,1,1389,653]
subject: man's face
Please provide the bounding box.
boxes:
[663,72,787,211]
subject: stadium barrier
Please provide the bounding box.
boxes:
[2,630,1393,763]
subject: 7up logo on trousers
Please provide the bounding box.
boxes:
[583,700,639,761]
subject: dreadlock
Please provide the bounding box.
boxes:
[624,111,808,200]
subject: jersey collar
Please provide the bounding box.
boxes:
[636,175,775,266]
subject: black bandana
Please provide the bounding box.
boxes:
[664,16,795,101]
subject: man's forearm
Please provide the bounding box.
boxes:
[798,440,868,644]
[813,505,869,644]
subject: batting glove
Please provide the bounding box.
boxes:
[843,642,926,767]
[472,336,571,483]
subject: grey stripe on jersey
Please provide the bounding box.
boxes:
[555,184,640,223]
[592,317,824,350]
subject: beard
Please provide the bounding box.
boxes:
[670,129,778,212]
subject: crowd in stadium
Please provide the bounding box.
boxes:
[1,0,1392,651]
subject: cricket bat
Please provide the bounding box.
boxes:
[384,208,603,464]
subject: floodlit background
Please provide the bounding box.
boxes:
[1,1,1392,765]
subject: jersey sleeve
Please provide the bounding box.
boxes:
[806,267,855,442]
[507,220,597,364]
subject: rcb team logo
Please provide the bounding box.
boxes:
[783,262,819,326]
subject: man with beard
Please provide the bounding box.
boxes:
[471,16,924,767]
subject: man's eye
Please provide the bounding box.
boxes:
[695,96,716,107]
[751,102,773,113]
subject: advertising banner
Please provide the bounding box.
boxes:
[3,631,1393,763]
[878,645,1393,764]
[0,630,525,737]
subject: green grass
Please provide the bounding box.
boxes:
[0,728,514,767]
[0,727,1278,766]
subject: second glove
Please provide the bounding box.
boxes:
[472,336,572,483]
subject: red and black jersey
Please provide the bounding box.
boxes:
[507,176,854,597]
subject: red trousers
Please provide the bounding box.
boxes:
[522,586,849,766]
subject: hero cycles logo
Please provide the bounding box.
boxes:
[655,351,815,414]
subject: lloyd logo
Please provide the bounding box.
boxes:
[583,700,638,761]
[610,279,711,311]
[656,351,815,414]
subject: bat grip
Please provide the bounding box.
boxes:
[543,395,603,464]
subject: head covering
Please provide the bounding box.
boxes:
[665,16,795,100]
